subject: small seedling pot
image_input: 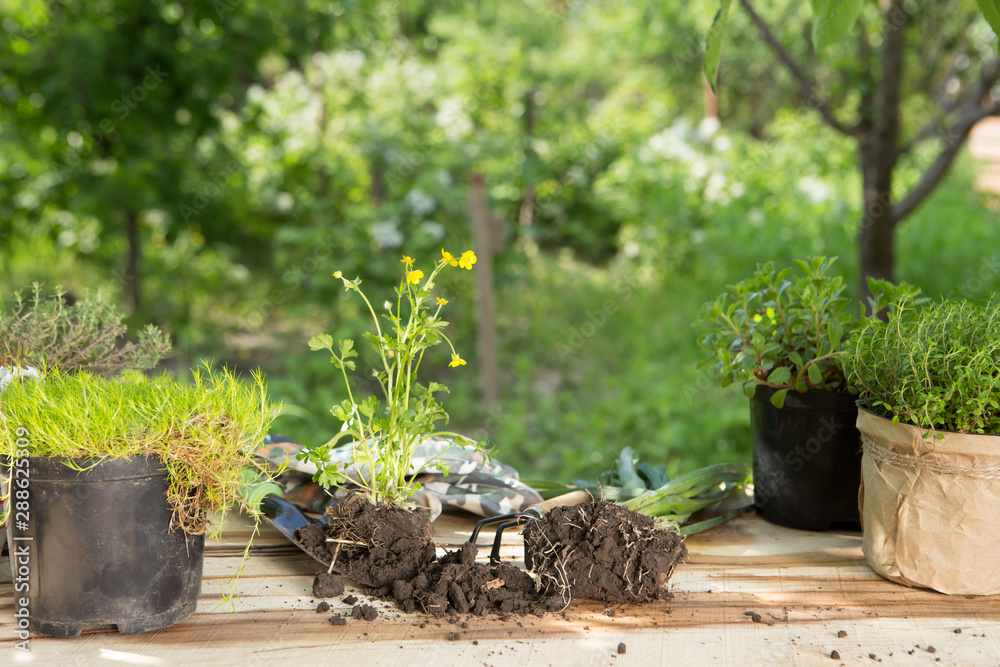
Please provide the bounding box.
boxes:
[750,385,862,530]
[5,455,204,636]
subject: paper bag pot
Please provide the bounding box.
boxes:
[857,409,1000,595]
[6,456,204,636]
[750,385,863,530]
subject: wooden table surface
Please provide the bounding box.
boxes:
[2,510,999,666]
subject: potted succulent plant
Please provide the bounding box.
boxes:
[695,257,917,530]
[845,295,1000,595]
[0,367,277,637]
[296,249,492,592]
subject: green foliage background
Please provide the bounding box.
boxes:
[2,0,999,482]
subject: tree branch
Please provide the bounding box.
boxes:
[893,97,1000,222]
[738,0,860,137]
[899,55,1000,155]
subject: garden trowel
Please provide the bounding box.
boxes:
[239,469,335,568]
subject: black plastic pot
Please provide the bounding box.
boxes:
[5,456,204,636]
[750,385,862,531]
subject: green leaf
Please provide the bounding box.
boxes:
[743,382,757,399]
[704,0,733,93]
[638,462,670,489]
[767,366,792,385]
[810,0,864,51]
[770,388,789,408]
[615,447,645,489]
[829,319,844,351]
[358,396,378,418]
[338,339,358,358]
[807,363,823,385]
[308,333,333,351]
[788,350,804,368]
[977,0,1000,47]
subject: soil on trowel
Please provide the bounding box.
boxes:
[296,493,436,591]
[522,500,687,604]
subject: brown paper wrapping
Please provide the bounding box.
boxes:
[857,409,1000,595]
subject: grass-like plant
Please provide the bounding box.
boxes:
[300,249,490,506]
[845,296,1000,434]
[695,257,919,407]
[0,284,170,374]
[0,366,278,534]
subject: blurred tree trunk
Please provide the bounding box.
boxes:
[519,88,538,229]
[370,161,385,208]
[857,0,905,301]
[125,209,141,312]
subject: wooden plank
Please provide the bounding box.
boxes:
[2,512,999,665]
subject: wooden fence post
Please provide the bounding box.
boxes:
[469,174,500,407]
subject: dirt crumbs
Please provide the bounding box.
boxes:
[297,493,436,590]
[329,616,347,626]
[830,650,840,660]
[313,572,345,599]
[316,601,330,613]
[523,500,687,604]
[351,604,379,621]
[617,642,627,655]
[837,630,847,638]
[392,541,559,616]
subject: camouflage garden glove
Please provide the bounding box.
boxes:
[254,435,542,521]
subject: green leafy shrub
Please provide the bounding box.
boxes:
[695,257,860,408]
[845,297,1000,434]
[0,284,170,374]
[695,257,919,408]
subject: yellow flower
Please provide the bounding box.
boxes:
[406,270,424,284]
[441,249,458,267]
[333,271,343,279]
[459,250,477,270]
[765,306,775,320]
[449,353,467,367]
[436,297,449,306]
[401,256,414,267]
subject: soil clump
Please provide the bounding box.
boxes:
[390,541,562,616]
[312,572,345,598]
[297,493,436,590]
[301,495,687,617]
[522,500,687,604]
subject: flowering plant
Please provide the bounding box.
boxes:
[300,249,489,506]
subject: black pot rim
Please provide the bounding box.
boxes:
[752,383,858,412]
[3,455,168,481]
